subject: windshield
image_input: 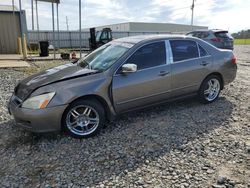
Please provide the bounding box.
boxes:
[78,42,132,71]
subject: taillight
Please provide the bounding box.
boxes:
[211,37,222,42]
[232,55,236,64]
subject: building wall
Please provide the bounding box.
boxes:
[0,10,27,54]
[0,12,21,54]
[94,22,208,33]
[95,23,130,31]
[129,22,207,32]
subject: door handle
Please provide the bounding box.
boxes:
[200,61,209,66]
[158,71,170,76]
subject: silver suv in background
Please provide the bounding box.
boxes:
[186,29,234,50]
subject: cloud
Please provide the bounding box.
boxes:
[0,0,249,32]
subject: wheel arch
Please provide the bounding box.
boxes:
[62,94,112,123]
[201,72,224,90]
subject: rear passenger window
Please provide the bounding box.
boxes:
[170,40,199,62]
[188,32,209,39]
[199,45,209,57]
[214,32,231,38]
[198,32,209,39]
[127,41,166,70]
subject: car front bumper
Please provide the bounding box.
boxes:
[8,96,68,133]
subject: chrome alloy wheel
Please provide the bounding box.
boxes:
[204,78,220,102]
[66,105,99,136]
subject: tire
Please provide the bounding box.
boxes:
[62,99,105,138]
[198,75,222,104]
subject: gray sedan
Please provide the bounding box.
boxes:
[8,35,237,138]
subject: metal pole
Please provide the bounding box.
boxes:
[12,0,17,34]
[19,0,25,59]
[52,2,56,59]
[12,0,19,53]
[35,0,40,41]
[66,16,69,31]
[69,31,72,49]
[12,0,15,17]
[191,0,195,31]
[79,0,82,58]
[31,0,34,30]
[56,3,60,49]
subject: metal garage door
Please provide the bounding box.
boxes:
[0,12,20,54]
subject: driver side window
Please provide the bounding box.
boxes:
[126,41,166,70]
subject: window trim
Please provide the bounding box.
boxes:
[114,40,169,75]
[168,39,211,63]
[198,44,210,58]
[197,42,201,57]
[166,40,173,64]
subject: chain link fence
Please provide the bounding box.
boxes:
[28,30,182,49]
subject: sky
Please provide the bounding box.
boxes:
[1,0,250,33]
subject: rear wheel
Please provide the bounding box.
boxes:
[62,99,105,138]
[198,75,221,104]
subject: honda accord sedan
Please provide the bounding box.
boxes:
[8,35,237,138]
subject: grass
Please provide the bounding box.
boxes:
[234,39,250,45]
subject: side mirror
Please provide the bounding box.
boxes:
[122,63,137,73]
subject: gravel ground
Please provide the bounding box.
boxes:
[0,46,249,188]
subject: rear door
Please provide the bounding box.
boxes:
[169,39,213,97]
[112,41,171,113]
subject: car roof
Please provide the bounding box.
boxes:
[211,29,228,33]
[188,29,228,33]
[114,34,193,44]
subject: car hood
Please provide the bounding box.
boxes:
[15,63,98,100]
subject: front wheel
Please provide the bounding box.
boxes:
[62,99,105,138]
[198,75,222,104]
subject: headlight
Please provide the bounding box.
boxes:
[22,92,55,109]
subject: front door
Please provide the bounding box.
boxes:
[112,41,171,113]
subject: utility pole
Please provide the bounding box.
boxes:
[66,16,69,31]
[191,0,195,31]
